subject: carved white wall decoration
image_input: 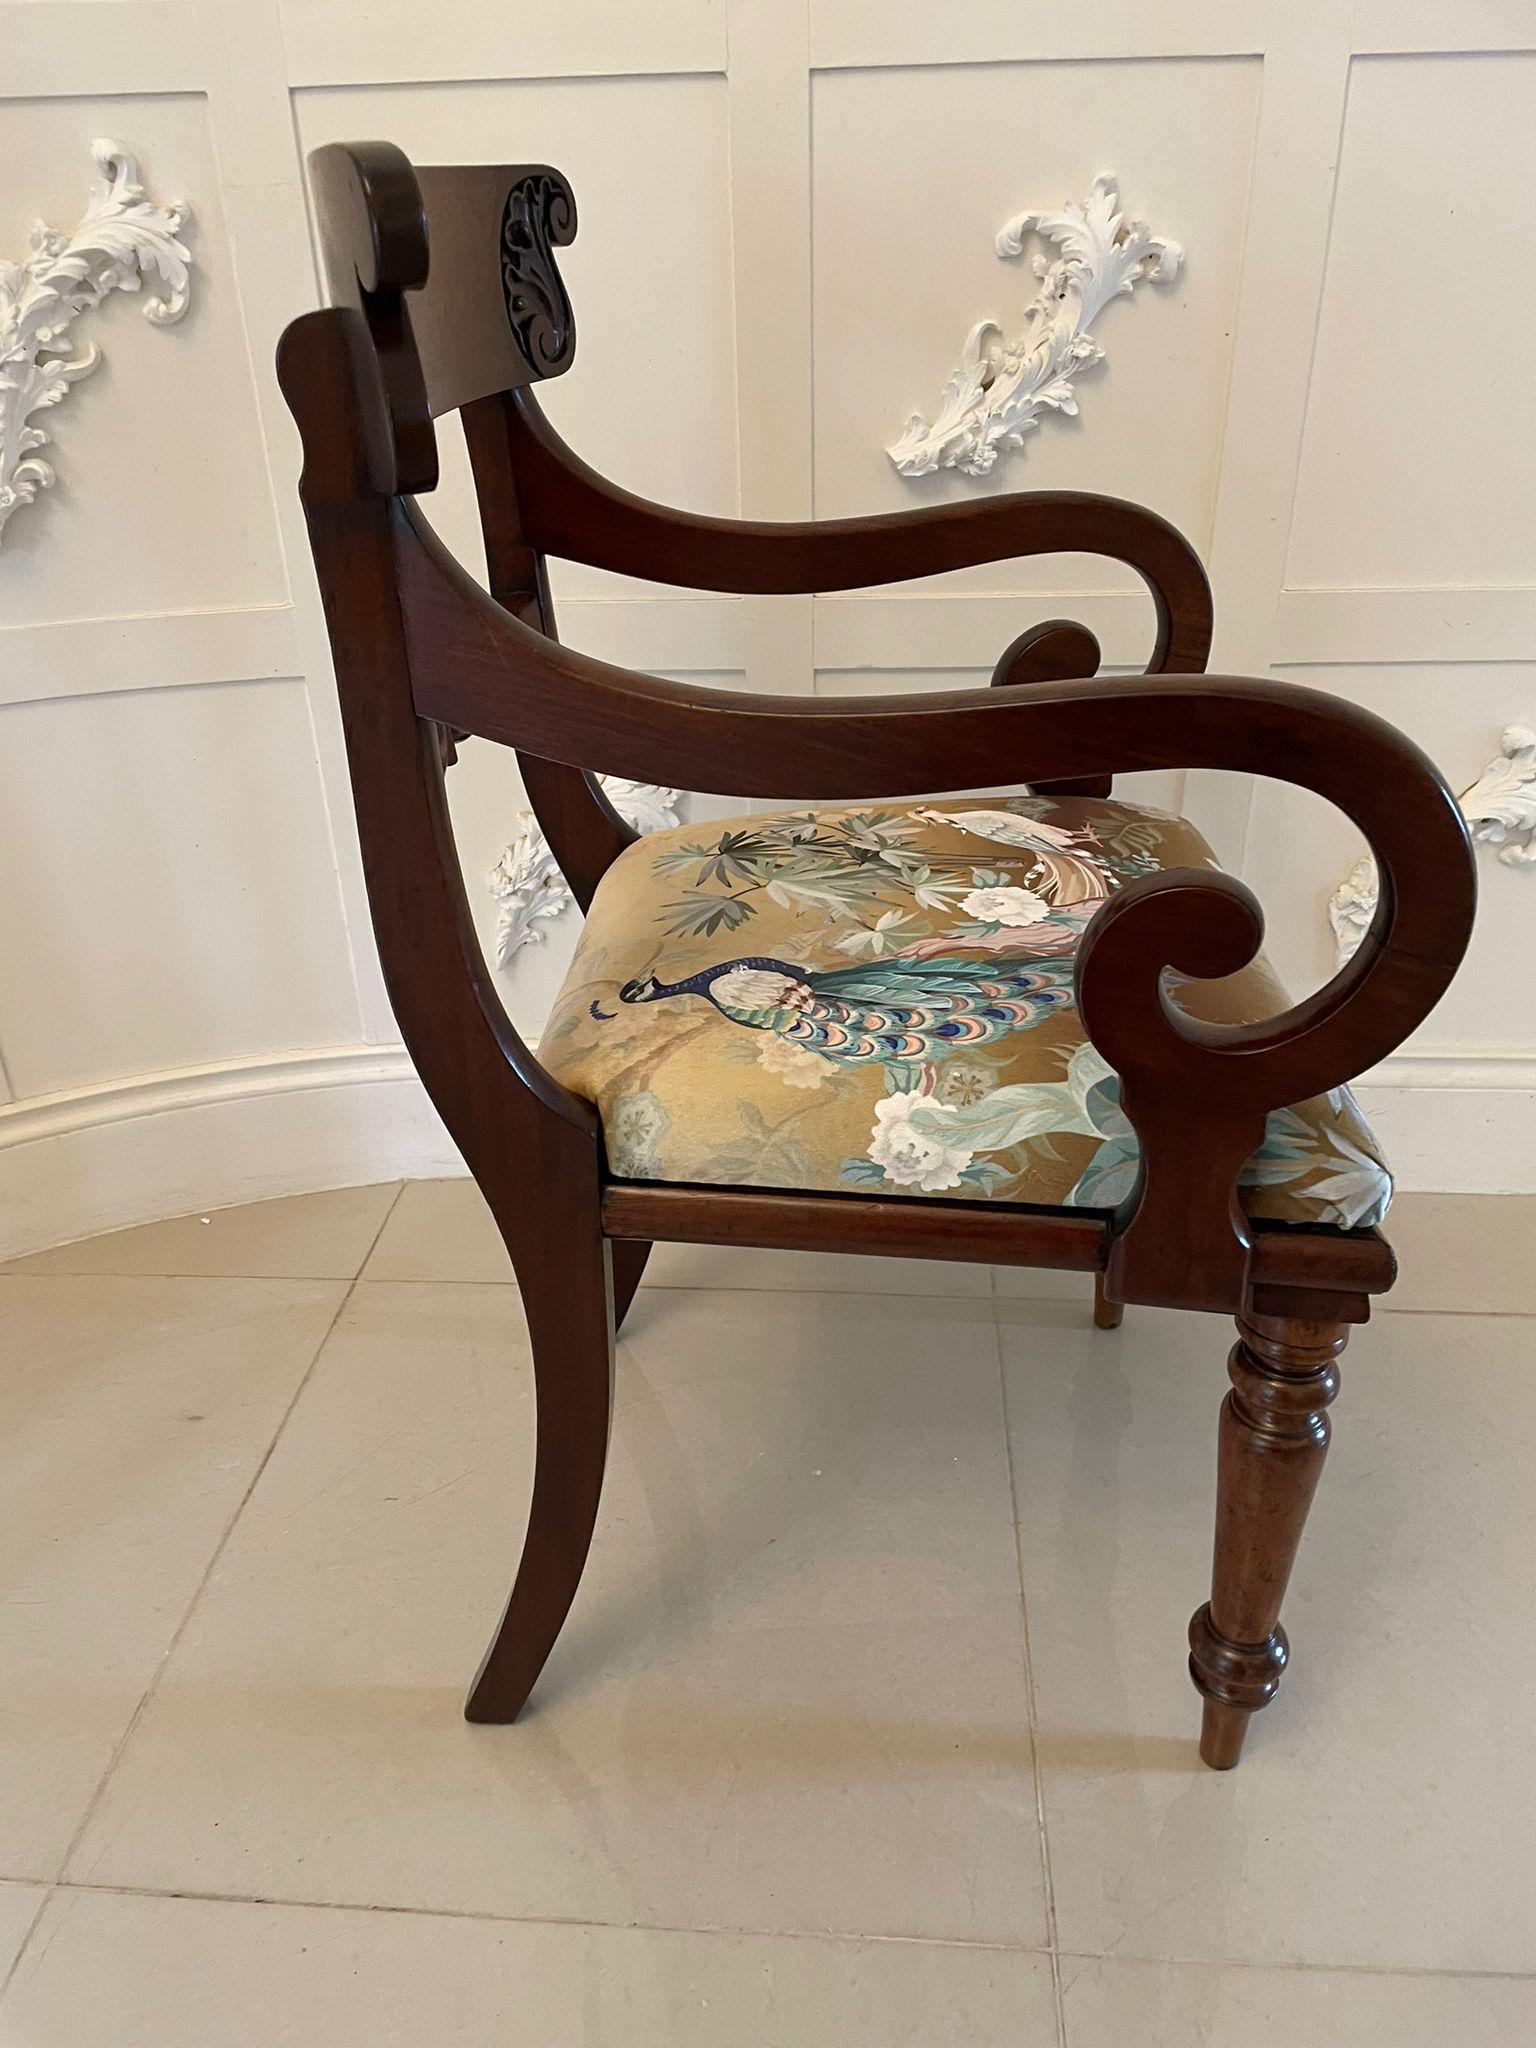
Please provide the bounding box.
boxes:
[490,780,681,969]
[1328,855,1379,967]
[1459,726,1536,864]
[1329,724,1536,963]
[887,174,1181,479]
[0,139,193,544]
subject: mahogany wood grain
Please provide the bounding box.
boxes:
[1092,1272,1126,1329]
[459,390,635,911]
[610,1238,652,1332]
[600,1184,1395,1294]
[1189,1308,1347,1767]
[601,1182,1105,1268]
[465,1189,615,1723]
[278,303,612,1719]
[504,388,1213,672]
[278,138,1473,1763]
[992,619,1114,798]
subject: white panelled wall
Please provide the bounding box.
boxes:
[1,2,1532,1255]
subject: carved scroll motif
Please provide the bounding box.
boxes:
[499,174,576,378]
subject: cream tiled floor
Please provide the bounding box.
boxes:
[1,1179,1533,2045]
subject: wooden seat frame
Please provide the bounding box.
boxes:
[277,142,1476,1769]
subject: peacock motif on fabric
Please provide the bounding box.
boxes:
[618,952,1076,1072]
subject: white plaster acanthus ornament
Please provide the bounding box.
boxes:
[1329,725,1536,964]
[490,780,681,968]
[0,139,193,544]
[888,175,1180,480]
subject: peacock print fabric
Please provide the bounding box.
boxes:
[537,793,1392,1230]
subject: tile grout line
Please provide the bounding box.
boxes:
[3,1871,1057,1958]
[996,1310,1069,2048]
[8,1869,1536,1985]
[1049,1948,1536,1984]
[37,1185,408,1916]
[346,1180,408,1288]
[0,1889,56,2004]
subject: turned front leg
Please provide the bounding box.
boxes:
[1188,1308,1346,1769]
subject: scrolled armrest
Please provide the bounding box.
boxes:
[1077,823,1473,1310]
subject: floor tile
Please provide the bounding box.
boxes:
[362,1177,991,1292]
[1378,1191,1536,1314]
[0,1276,347,1880]
[2,1890,1058,2046]
[68,1285,1046,1946]
[0,1883,47,1980]
[1060,1955,1536,2047]
[2,1185,400,1280]
[993,1265,1100,1306]
[1002,1302,1536,1972]
[358,1177,511,1282]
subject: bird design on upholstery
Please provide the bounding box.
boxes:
[910,805,1096,851]
[910,807,1112,900]
[618,952,1076,1070]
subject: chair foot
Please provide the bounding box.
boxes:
[1188,1606,1288,1768]
[1198,1695,1252,1770]
[1093,1272,1124,1329]
[464,1226,614,1724]
[1186,1303,1347,1768]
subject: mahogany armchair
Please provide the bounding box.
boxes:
[278,143,1475,1769]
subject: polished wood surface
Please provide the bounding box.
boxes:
[1189,1309,1347,1767]
[601,1181,1104,1269]
[278,139,1475,1765]
[993,619,1114,798]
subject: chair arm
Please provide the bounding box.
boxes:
[501,391,1212,676]
[399,498,1475,1312]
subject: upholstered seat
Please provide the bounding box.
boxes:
[539,792,1391,1230]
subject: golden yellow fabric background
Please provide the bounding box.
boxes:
[539,794,1389,1228]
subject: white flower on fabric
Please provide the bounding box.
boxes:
[868,1090,974,1193]
[757,1036,830,1089]
[606,1092,670,1177]
[958,884,1051,927]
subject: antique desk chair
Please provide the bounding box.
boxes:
[279,143,1474,1769]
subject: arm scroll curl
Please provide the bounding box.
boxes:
[1075,832,1473,1309]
